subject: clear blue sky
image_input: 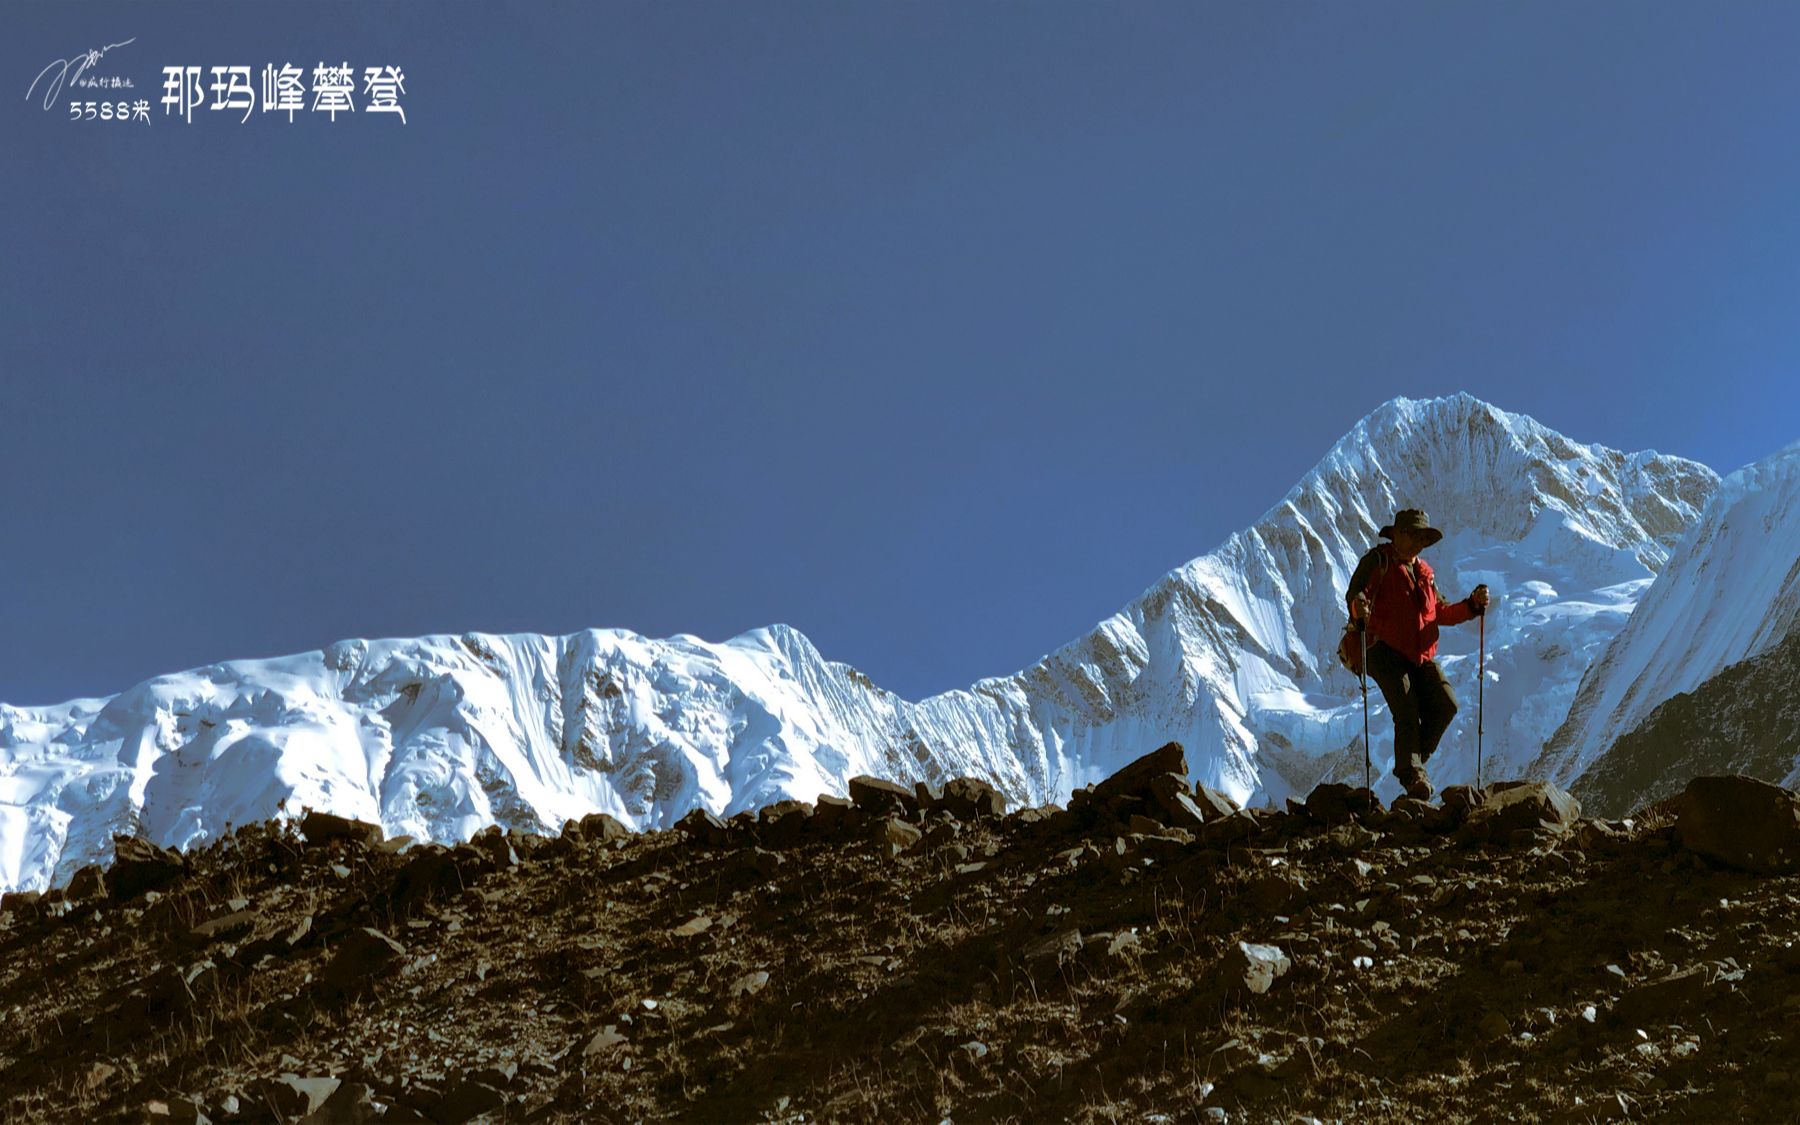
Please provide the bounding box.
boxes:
[5,2,1798,707]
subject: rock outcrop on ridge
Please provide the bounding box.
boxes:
[3,743,1797,1123]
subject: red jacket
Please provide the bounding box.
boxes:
[1346,544,1478,665]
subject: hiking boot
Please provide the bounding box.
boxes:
[1394,767,1433,802]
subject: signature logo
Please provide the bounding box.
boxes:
[25,37,136,110]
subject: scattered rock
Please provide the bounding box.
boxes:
[671,914,712,937]
[191,908,259,942]
[256,1075,341,1119]
[1226,941,1292,995]
[321,927,407,1001]
[1024,928,1084,966]
[434,1079,507,1123]
[872,816,923,857]
[300,1081,382,1124]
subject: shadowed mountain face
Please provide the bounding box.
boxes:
[0,394,1720,893]
[1571,630,1800,818]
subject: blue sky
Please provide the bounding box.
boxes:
[5,1,1799,707]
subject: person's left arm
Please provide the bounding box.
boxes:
[1434,580,1488,626]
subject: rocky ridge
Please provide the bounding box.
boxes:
[4,743,1799,1123]
[1571,629,1800,818]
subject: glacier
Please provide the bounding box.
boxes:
[0,393,1720,893]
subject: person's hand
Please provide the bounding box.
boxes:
[1470,584,1490,612]
[1352,591,1372,622]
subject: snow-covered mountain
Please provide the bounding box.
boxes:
[0,394,1718,893]
[1537,440,1800,798]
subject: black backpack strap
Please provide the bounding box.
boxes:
[1346,543,1390,609]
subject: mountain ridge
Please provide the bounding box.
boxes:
[0,394,1721,892]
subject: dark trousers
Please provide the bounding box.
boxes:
[1366,641,1459,777]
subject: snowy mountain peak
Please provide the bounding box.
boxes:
[1288,393,1713,569]
[0,400,1722,893]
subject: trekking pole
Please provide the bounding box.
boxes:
[1477,609,1485,789]
[1360,617,1371,791]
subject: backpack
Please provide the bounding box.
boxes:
[1336,545,1391,678]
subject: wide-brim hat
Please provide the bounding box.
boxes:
[1379,508,1443,547]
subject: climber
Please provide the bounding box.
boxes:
[1346,509,1489,800]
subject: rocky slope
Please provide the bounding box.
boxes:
[0,394,1720,894]
[1570,629,1800,818]
[1539,441,1800,792]
[3,746,1798,1124]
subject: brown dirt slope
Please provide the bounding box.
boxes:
[2,748,1797,1124]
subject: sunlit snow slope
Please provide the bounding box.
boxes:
[0,394,1718,892]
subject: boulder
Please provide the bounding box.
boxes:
[1461,780,1581,842]
[757,800,814,847]
[1192,782,1242,821]
[65,865,106,902]
[810,793,858,834]
[388,847,464,915]
[1,890,41,915]
[1093,742,1188,803]
[1304,783,1379,826]
[940,777,1007,820]
[872,816,923,857]
[1202,810,1259,847]
[1439,785,1488,816]
[675,808,730,847]
[848,776,920,819]
[1673,775,1800,874]
[106,836,186,901]
[300,811,384,849]
[577,812,630,844]
[467,826,519,869]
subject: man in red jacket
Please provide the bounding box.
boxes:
[1347,509,1490,800]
